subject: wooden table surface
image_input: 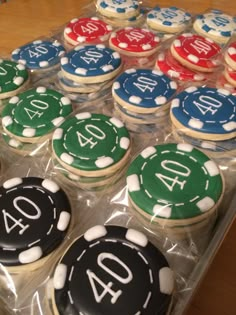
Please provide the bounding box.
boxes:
[0,1,236,314]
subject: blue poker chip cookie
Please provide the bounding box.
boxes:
[173,127,236,155]
[12,40,65,70]
[96,0,140,19]
[147,6,192,33]
[112,68,178,114]
[170,86,236,140]
[60,44,122,84]
[193,10,236,44]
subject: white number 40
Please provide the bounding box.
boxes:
[87,252,133,304]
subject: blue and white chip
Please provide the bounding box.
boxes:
[112,68,177,113]
[175,129,236,154]
[60,44,122,83]
[11,40,65,70]
[97,0,139,19]
[193,10,236,42]
[147,7,192,32]
[171,86,236,140]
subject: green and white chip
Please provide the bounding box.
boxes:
[127,143,223,220]
[1,87,72,140]
[0,59,29,99]
[52,113,131,175]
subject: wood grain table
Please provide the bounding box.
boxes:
[0,1,236,314]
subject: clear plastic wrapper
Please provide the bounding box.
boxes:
[0,2,236,315]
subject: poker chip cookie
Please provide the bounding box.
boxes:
[1,87,72,143]
[216,74,236,94]
[114,101,169,123]
[156,50,206,82]
[57,71,113,94]
[0,59,29,99]
[193,9,236,44]
[0,177,71,272]
[224,41,236,70]
[60,44,122,84]
[224,67,236,87]
[52,113,131,177]
[172,126,236,158]
[55,161,124,191]
[170,86,236,141]
[127,143,224,228]
[147,6,192,33]
[12,40,65,71]
[112,68,178,114]
[96,0,140,20]
[101,8,146,27]
[2,133,49,156]
[109,27,160,57]
[52,225,174,315]
[114,102,170,135]
[64,17,113,46]
[170,33,221,72]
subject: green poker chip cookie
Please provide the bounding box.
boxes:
[2,133,48,156]
[127,143,223,221]
[1,86,72,142]
[52,113,131,177]
[0,59,29,99]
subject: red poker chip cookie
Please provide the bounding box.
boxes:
[109,27,160,57]
[170,33,221,72]
[225,42,236,70]
[224,66,236,87]
[156,50,206,82]
[216,74,236,94]
[64,17,113,46]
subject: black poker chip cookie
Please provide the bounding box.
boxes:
[0,177,71,268]
[52,225,174,315]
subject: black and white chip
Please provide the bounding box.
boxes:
[53,225,174,315]
[0,177,71,267]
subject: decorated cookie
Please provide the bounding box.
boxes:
[170,86,236,140]
[224,67,236,87]
[52,225,174,315]
[147,6,192,33]
[109,27,160,57]
[112,68,177,114]
[193,9,236,44]
[114,101,169,123]
[0,59,29,99]
[225,41,236,70]
[12,40,65,70]
[0,177,71,271]
[216,74,236,94]
[156,50,206,82]
[101,8,146,27]
[170,33,221,72]
[52,113,131,177]
[60,45,122,83]
[127,143,224,224]
[64,17,113,46]
[55,161,123,190]
[96,0,140,20]
[172,128,236,156]
[57,71,111,94]
[1,87,72,143]
[2,133,48,156]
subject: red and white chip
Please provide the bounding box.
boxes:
[64,17,112,46]
[224,66,236,87]
[109,27,160,56]
[156,50,206,82]
[170,33,221,72]
[225,42,236,70]
[217,74,236,94]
